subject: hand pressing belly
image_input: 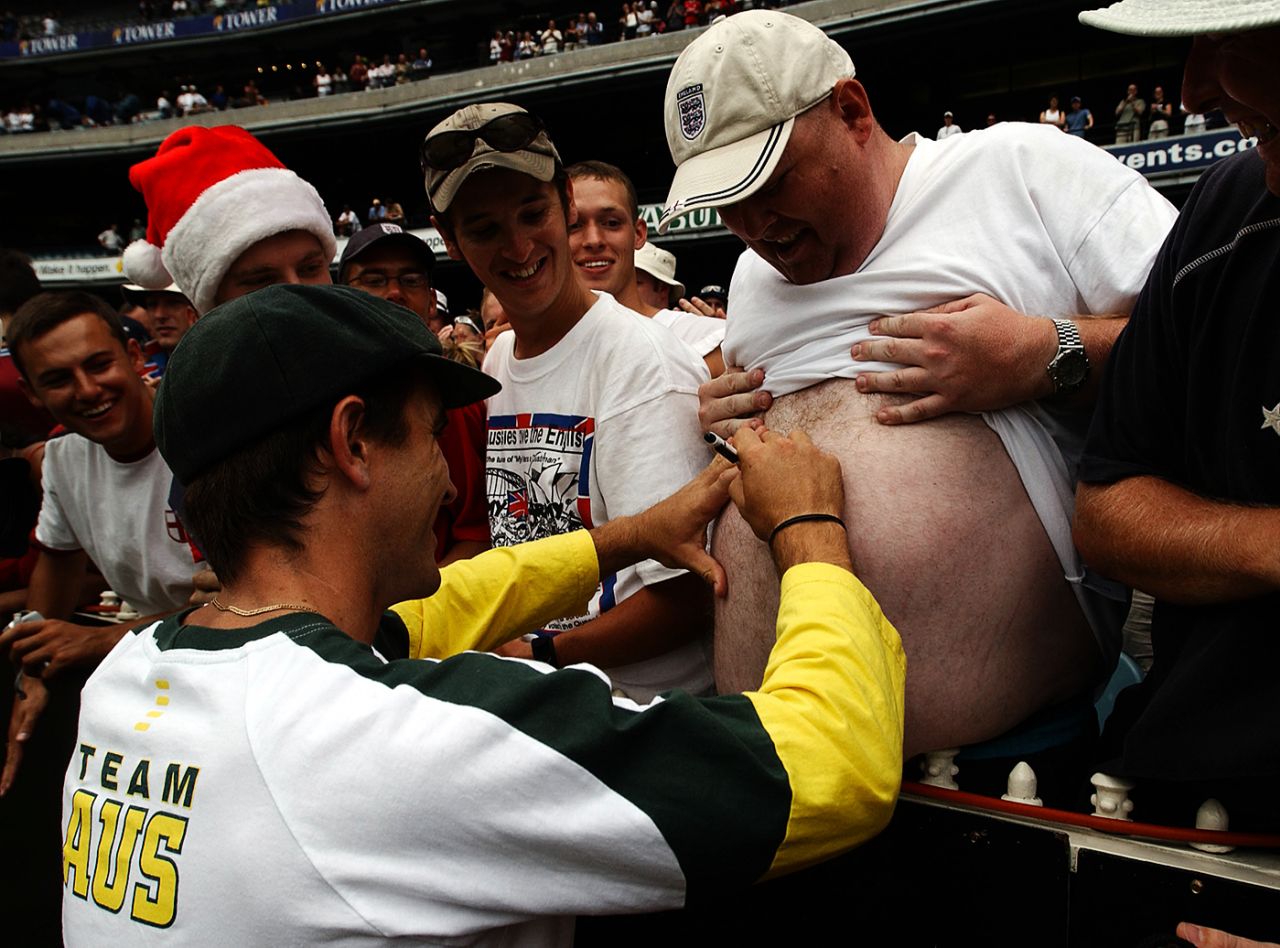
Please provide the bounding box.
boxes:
[713,379,1101,757]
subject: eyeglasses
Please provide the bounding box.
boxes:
[420,112,546,173]
[350,272,429,290]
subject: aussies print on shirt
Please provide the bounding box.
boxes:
[487,411,618,632]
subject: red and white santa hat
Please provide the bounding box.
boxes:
[123,125,337,315]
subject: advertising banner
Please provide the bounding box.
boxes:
[1103,128,1256,176]
[1,0,401,59]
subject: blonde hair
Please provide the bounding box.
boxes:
[441,336,484,369]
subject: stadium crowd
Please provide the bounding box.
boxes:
[1,2,1278,946]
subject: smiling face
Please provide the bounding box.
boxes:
[18,312,153,460]
[375,385,454,598]
[439,169,591,346]
[214,229,332,307]
[1183,27,1280,195]
[716,83,893,286]
[568,176,646,299]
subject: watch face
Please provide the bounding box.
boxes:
[1055,350,1089,388]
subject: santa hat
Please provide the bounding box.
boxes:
[123,126,337,315]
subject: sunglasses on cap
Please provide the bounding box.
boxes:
[420,112,547,173]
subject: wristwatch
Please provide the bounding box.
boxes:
[1046,318,1089,395]
[530,633,559,668]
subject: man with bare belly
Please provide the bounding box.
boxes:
[659,11,1177,755]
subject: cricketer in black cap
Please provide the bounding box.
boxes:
[61,277,910,947]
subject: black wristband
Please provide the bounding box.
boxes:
[768,513,846,546]
[530,633,559,668]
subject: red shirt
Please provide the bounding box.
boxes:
[434,400,489,561]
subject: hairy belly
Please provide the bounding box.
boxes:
[713,380,1099,757]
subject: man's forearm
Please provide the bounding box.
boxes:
[549,573,710,669]
[26,548,90,620]
[1023,313,1128,406]
[1069,314,1128,404]
[1074,477,1280,603]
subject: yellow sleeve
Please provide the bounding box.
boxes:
[392,531,600,660]
[745,562,907,878]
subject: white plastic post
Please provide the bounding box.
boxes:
[1001,761,1043,806]
[1090,772,1135,820]
[919,749,960,790]
[1191,799,1234,853]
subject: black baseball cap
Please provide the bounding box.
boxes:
[154,284,499,483]
[698,284,728,302]
[337,223,437,283]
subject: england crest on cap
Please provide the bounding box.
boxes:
[677,84,706,141]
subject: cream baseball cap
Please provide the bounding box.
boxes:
[1079,0,1280,35]
[634,241,686,298]
[658,11,854,233]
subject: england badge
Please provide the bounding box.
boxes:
[677,84,706,141]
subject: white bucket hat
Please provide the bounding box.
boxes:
[658,11,854,233]
[634,242,685,298]
[1079,0,1280,35]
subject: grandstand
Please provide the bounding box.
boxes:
[0,0,1198,312]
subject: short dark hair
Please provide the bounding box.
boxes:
[181,369,426,585]
[8,291,128,379]
[0,249,40,317]
[433,165,571,241]
[565,160,640,221]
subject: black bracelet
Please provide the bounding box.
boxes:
[768,513,846,546]
[530,633,559,668]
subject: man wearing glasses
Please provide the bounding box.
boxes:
[338,223,445,334]
[339,222,490,566]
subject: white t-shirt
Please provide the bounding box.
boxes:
[651,308,725,358]
[936,123,962,138]
[483,293,712,700]
[723,122,1177,644]
[36,436,196,616]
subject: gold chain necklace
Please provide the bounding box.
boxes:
[209,597,311,617]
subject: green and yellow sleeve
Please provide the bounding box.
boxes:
[392,531,600,660]
[746,562,907,877]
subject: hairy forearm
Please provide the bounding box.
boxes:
[1074,478,1280,603]
[549,573,711,669]
[1023,313,1127,406]
[1070,314,1127,404]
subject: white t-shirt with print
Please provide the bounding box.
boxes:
[483,293,711,700]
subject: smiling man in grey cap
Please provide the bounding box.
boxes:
[424,102,716,703]
[1074,0,1280,846]
[660,9,1180,761]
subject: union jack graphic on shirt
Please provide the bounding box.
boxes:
[486,412,616,627]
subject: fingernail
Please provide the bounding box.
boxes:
[855,376,867,390]
[1181,925,1202,946]
[868,320,880,333]
[851,344,861,359]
